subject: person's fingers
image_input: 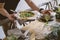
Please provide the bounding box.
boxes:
[10,14,15,17]
[8,15,15,21]
[10,14,17,19]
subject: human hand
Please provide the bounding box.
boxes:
[8,14,16,21]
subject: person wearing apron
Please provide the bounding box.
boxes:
[0,0,20,35]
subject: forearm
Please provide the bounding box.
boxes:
[25,0,39,11]
[0,8,10,18]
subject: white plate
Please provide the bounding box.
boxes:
[16,11,41,19]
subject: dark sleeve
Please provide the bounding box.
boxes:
[4,0,20,14]
[0,0,4,3]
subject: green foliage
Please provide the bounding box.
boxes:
[20,11,34,18]
[7,34,18,40]
[56,12,60,19]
